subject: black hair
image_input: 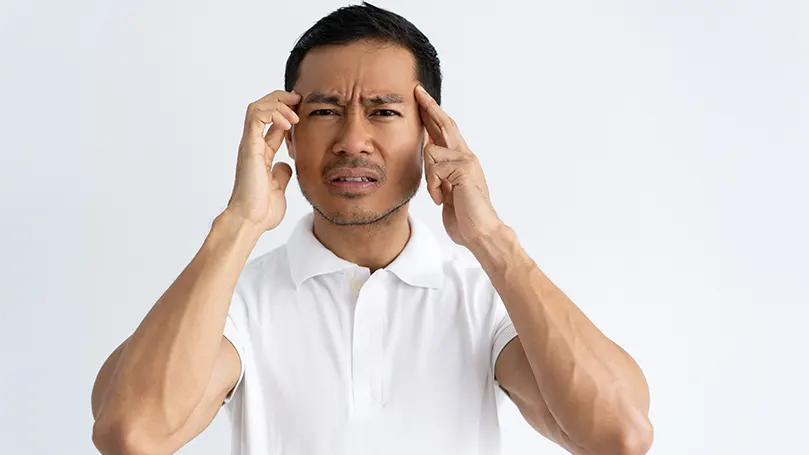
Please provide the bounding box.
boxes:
[284,2,442,104]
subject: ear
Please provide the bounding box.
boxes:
[285,126,296,160]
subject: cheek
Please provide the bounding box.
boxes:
[291,122,334,170]
[374,119,423,151]
[386,147,425,186]
[293,120,335,147]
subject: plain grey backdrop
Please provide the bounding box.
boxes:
[1,0,807,454]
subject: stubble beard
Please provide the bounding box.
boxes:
[298,168,422,227]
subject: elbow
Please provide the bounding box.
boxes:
[92,418,161,455]
[613,414,654,455]
[580,410,653,455]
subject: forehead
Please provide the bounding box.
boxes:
[294,41,418,97]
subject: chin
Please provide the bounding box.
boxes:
[315,205,391,226]
[313,194,414,226]
[301,180,419,227]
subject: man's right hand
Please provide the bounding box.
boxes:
[226,90,302,232]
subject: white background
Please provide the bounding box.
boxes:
[1,0,807,454]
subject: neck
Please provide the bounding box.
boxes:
[311,207,411,272]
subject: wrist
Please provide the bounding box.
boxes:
[211,209,265,247]
[468,224,531,274]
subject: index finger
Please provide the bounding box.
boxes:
[414,85,461,148]
[256,89,302,107]
[244,90,302,138]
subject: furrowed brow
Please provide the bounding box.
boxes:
[303,92,406,106]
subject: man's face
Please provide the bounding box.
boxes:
[287,41,425,226]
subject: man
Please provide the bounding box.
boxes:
[91,3,653,455]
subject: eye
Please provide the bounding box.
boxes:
[310,109,338,117]
[372,109,401,117]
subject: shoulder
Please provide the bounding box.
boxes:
[227,243,293,325]
[439,245,500,310]
[229,244,293,314]
[238,244,292,286]
[438,246,509,339]
[441,245,494,290]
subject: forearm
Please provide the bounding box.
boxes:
[95,210,261,432]
[471,225,651,452]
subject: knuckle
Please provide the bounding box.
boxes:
[248,103,266,117]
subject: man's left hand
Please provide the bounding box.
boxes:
[415,85,504,249]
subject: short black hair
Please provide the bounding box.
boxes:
[284,2,442,104]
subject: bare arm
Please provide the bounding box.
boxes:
[410,85,652,454]
[496,338,613,455]
[91,212,260,455]
[91,89,301,455]
[478,226,653,455]
[91,334,241,452]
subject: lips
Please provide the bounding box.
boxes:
[324,168,381,183]
[332,177,375,182]
[323,166,382,193]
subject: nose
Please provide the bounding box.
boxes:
[332,111,373,156]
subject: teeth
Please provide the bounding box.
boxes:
[336,177,372,182]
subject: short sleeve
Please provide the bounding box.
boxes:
[221,285,249,405]
[491,292,518,381]
[222,315,246,404]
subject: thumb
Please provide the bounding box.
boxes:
[271,162,293,191]
[264,123,286,157]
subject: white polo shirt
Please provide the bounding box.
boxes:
[222,213,518,455]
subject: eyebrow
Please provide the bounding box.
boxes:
[303,91,406,106]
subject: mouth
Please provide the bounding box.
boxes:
[330,176,377,183]
[324,167,382,192]
[327,177,379,192]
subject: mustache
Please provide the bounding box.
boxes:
[322,157,386,181]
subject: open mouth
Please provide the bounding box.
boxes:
[330,177,377,183]
[327,176,379,190]
[326,175,380,193]
[324,167,382,191]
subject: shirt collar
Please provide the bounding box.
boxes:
[286,213,445,290]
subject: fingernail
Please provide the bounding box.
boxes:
[417,85,427,95]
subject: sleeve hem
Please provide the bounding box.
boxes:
[222,318,246,405]
[491,322,518,379]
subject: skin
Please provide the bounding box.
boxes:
[411,84,654,455]
[286,41,427,269]
[90,40,653,455]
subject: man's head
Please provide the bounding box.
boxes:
[283,2,442,226]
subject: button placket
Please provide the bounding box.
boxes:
[350,267,373,416]
[365,272,389,407]
[350,269,389,416]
